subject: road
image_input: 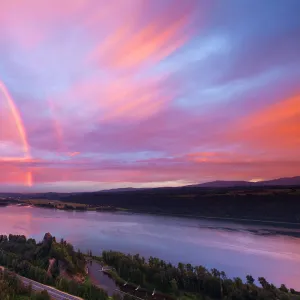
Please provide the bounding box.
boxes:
[115,289,145,300]
[1,266,82,300]
[20,276,83,300]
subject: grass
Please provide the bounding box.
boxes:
[116,207,130,211]
[22,199,87,208]
[22,199,126,212]
[84,275,92,285]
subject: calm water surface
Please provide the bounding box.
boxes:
[1,206,300,289]
[88,260,119,296]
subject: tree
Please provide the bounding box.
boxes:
[258,277,270,290]
[279,284,289,293]
[28,283,33,295]
[123,295,136,300]
[112,293,122,300]
[233,277,243,289]
[279,293,290,300]
[211,268,220,277]
[33,290,51,300]
[220,271,227,280]
[246,274,255,285]
[170,278,179,295]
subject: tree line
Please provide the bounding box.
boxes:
[63,186,300,223]
[0,268,51,300]
[0,233,108,300]
[102,250,300,300]
[2,233,300,299]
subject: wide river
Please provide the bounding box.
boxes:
[1,205,300,290]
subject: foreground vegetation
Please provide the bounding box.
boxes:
[0,233,107,300]
[101,250,300,300]
[1,233,300,299]
[0,268,51,300]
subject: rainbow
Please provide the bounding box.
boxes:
[0,80,32,186]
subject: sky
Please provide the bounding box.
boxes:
[0,0,300,193]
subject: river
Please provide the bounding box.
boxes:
[1,205,300,290]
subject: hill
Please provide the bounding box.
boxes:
[1,176,300,223]
[0,233,107,300]
[191,176,300,188]
[60,185,300,223]
[1,176,299,200]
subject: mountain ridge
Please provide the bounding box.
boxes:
[0,176,300,198]
[190,176,300,188]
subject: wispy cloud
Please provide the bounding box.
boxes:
[0,0,300,191]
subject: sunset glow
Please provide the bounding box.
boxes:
[0,0,299,192]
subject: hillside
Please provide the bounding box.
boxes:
[0,233,107,300]
[0,269,51,300]
[192,176,300,188]
[60,186,300,222]
[1,176,300,199]
[1,176,300,223]
[2,234,300,300]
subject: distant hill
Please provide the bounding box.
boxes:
[255,176,300,186]
[0,176,299,199]
[191,176,300,188]
[191,180,253,188]
[98,187,141,193]
[1,176,300,223]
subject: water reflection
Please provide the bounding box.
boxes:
[88,260,119,296]
[0,205,300,289]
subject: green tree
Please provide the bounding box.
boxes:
[32,290,51,300]
[279,284,289,293]
[246,274,255,285]
[170,278,179,295]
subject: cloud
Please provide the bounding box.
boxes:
[0,0,299,191]
[89,1,197,70]
[67,152,81,157]
[1,152,300,192]
[230,95,300,153]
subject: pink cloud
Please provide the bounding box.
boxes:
[67,152,80,157]
[0,1,88,50]
[1,153,300,190]
[228,94,300,154]
[89,2,197,70]
[1,0,299,191]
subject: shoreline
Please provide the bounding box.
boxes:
[116,209,300,226]
[3,203,300,226]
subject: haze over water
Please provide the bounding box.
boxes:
[1,205,299,290]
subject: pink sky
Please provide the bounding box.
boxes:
[0,0,300,192]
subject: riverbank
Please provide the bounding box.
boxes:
[86,253,300,300]
[122,210,300,226]
[8,198,300,226]
[59,186,300,223]
[84,257,175,299]
[14,199,119,212]
[3,185,300,223]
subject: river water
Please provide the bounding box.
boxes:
[1,205,300,290]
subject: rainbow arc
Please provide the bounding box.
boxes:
[0,80,32,186]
